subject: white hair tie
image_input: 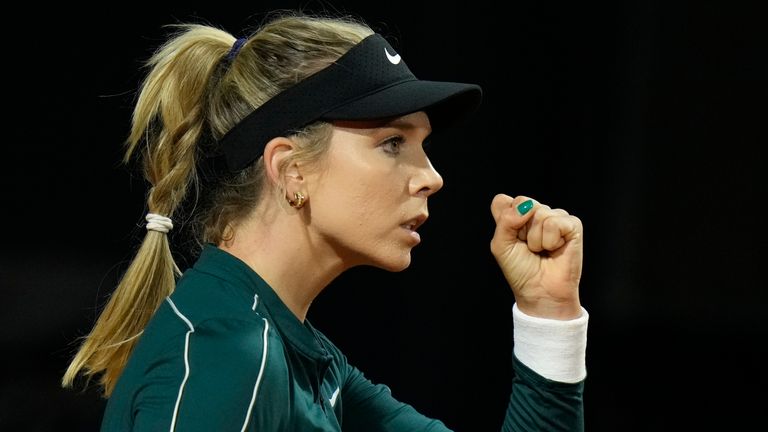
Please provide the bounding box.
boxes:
[145,213,173,234]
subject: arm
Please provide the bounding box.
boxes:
[311,330,450,431]
[504,304,588,431]
[490,194,588,431]
[334,305,588,432]
[339,363,453,432]
[328,194,588,431]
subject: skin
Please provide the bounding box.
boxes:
[490,195,583,319]
[221,111,583,322]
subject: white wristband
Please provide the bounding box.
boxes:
[513,303,589,383]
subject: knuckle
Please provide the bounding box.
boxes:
[500,209,517,225]
[542,215,558,230]
[570,215,583,229]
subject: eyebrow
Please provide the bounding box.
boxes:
[333,117,431,133]
[382,118,433,137]
[384,118,419,129]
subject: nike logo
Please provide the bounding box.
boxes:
[385,47,401,65]
[329,387,340,407]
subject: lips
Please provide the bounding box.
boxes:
[401,213,428,231]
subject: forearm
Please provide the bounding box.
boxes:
[501,304,588,432]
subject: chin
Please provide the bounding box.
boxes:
[374,253,413,272]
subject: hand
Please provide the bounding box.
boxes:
[490,194,584,320]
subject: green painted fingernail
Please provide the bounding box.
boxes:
[517,199,534,215]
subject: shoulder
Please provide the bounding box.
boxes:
[120,313,289,426]
[122,296,284,398]
[169,268,258,323]
[106,312,290,431]
[187,315,278,366]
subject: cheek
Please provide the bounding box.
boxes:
[313,171,404,240]
[308,142,410,247]
[328,179,393,228]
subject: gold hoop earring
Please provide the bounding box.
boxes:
[287,192,306,209]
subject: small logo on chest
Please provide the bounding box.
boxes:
[329,387,340,407]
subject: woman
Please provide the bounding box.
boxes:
[63,12,588,431]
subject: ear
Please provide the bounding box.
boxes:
[263,136,303,190]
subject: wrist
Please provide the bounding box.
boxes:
[512,303,589,382]
[515,298,582,320]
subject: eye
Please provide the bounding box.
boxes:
[380,135,405,155]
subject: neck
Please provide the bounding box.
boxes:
[218,204,347,322]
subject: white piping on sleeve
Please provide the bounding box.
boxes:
[252,294,259,311]
[240,318,270,432]
[165,297,195,432]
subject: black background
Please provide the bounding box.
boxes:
[3,1,766,430]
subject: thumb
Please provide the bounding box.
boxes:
[490,194,537,244]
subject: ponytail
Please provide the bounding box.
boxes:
[62,24,236,396]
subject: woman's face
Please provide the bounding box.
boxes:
[305,111,442,271]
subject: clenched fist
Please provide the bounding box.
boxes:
[490,194,584,320]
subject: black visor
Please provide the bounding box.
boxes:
[218,33,483,171]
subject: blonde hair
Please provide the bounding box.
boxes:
[62,13,373,396]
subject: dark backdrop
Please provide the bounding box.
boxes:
[3,1,766,430]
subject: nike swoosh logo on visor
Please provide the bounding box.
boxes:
[385,47,401,64]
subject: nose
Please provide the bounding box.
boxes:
[410,157,444,198]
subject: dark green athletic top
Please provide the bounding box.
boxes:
[101,245,584,431]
